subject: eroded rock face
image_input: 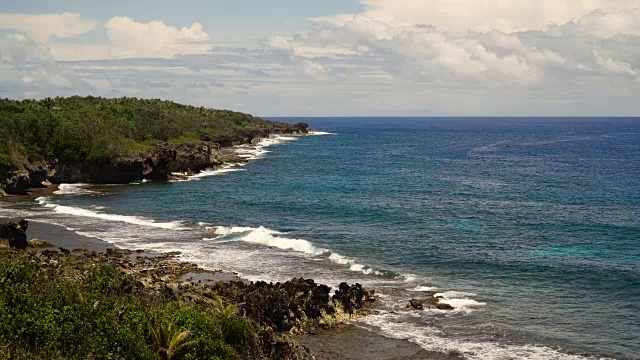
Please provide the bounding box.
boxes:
[3,170,31,195]
[207,278,376,332]
[0,220,29,249]
[333,282,376,315]
[48,161,146,184]
[2,123,310,193]
[1,162,49,195]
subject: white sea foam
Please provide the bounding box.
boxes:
[36,197,186,230]
[409,286,437,292]
[361,313,601,360]
[213,226,385,276]
[402,273,418,283]
[215,226,329,255]
[164,134,298,182]
[169,166,247,182]
[192,167,246,178]
[433,291,486,313]
[54,183,99,195]
[233,135,298,161]
[308,131,335,136]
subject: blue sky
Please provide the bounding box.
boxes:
[1,0,639,116]
[1,0,363,43]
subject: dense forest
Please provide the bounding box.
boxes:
[0,96,293,169]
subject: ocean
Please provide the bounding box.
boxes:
[2,117,639,359]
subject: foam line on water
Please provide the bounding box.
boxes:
[233,134,298,161]
[192,167,246,178]
[54,183,100,195]
[36,197,186,230]
[433,291,486,313]
[409,286,437,292]
[361,313,604,360]
[212,225,386,276]
[308,131,335,136]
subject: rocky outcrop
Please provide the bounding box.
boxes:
[206,278,376,332]
[48,160,148,184]
[406,297,455,311]
[0,162,49,195]
[0,220,29,249]
[2,123,310,194]
[1,247,372,360]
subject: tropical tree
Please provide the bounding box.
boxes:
[213,294,238,318]
[149,321,196,360]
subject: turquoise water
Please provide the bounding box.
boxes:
[7,118,639,359]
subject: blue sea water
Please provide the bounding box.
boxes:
[5,117,639,359]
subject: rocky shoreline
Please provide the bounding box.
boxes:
[1,122,309,196]
[0,218,468,359]
[0,219,380,359]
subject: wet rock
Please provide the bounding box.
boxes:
[408,299,424,310]
[435,302,455,310]
[333,282,376,314]
[405,297,455,311]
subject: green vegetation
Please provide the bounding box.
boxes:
[0,253,259,359]
[0,96,288,169]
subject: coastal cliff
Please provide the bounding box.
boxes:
[0,96,308,195]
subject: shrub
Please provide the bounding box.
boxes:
[0,254,260,359]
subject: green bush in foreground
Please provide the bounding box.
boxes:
[0,255,258,359]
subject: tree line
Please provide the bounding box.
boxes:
[0,96,286,169]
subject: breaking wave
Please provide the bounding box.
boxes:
[212,225,386,276]
[35,197,186,230]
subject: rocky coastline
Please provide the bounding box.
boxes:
[0,122,309,196]
[0,219,378,359]
[0,219,468,359]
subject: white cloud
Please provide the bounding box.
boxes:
[593,50,637,76]
[264,16,551,86]
[0,13,98,42]
[555,8,640,38]
[314,0,640,34]
[1,4,640,115]
[0,13,213,61]
[102,17,210,59]
[0,33,93,98]
[273,3,640,88]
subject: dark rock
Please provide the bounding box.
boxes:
[408,299,424,310]
[405,297,455,311]
[333,282,376,314]
[207,278,374,332]
[3,170,31,195]
[0,220,29,249]
[435,302,455,310]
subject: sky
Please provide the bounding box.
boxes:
[1,0,639,116]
